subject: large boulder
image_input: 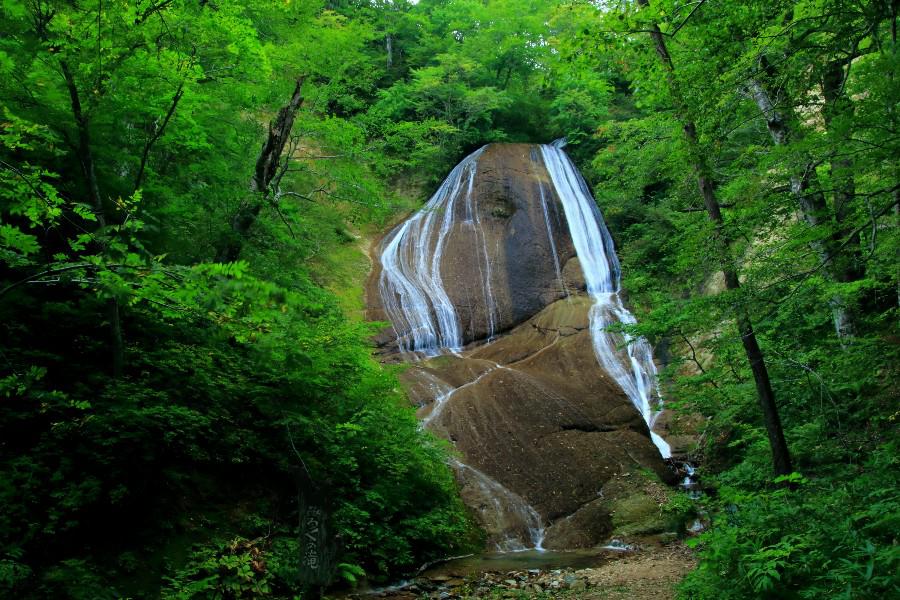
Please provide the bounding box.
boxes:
[365,143,674,549]
[402,298,673,548]
[367,144,576,353]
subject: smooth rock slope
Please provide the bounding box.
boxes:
[366,143,673,550]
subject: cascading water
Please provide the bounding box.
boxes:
[379,146,496,355]
[538,182,567,298]
[377,141,672,553]
[420,362,507,427]
[451,459,545,552]
[379,145,545,550]
[540,142,672,458]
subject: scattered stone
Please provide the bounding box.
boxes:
[340,541,695,600]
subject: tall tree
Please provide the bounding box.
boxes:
[745,69,858,339]
[634,0,793,476]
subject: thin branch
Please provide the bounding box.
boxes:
[679,332,721,390]
[296,154,345,160]
[0,261,183,298]
[134,0,176,25]
[270,201,295,239]
[680,203,734,213]
[134,80,185,192]
[0,159,98,239]
[669,0,708,39]
[1,263,100,298]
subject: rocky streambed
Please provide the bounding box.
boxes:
[341,541,696,600]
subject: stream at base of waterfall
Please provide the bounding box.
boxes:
[376,141,676,553]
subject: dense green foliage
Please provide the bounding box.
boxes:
[0,1,497,597]
[565,1,899,598]
[1,0,897,599]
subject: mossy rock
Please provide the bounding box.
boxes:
[601,470,673,537]
[610,493,668,536]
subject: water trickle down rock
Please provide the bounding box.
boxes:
[368,143,675,550]
[540,142,671,459]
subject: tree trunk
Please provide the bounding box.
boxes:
[61,59,125,377]
[61,61,103,220]
[822,59,865,339]
[745,78,831,240]
[636,0,793,476]
[385,34,393,69]
[891,2,899,309]
[216,76,305,263]
[746,72,857,339]
[503,65,513,89]
[822,60,864,282]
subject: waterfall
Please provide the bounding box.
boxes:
[420,362,506,427]
[451,459,545,552]
[377,142,671,553]
[379,147,493,355]
[540,143,672,458]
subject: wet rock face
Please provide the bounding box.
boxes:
[365,143,672,550]
[460,144,575,337]
[368,144,575,353]
[406,299,673,549]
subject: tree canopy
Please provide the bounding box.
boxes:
[1,0,897,598]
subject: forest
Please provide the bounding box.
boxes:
[0,0,897,599]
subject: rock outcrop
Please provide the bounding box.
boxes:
[368,144,576,353]
[366,143,673,550]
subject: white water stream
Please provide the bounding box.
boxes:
[379,147,492,355]
[540,141,671,458]
[451,459,545,552]
[538,182,567,297]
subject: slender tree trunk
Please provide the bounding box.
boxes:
[890,2,900,308]
[503,65,513,89]
[744,79,830,228]
[892,5,900,309]
[822,60,864,281]
[822,59,865,338]
[385,34,393,69]
[134,80,185,193]
[216,76,305,263]
[61,61,103,219]
[108,297,124,377]
[636,0,793,476]
[61,59,125,377]
[746,74,857,339]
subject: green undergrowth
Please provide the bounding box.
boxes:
[676,440,898,599]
